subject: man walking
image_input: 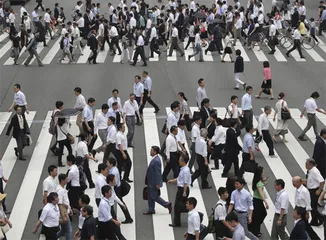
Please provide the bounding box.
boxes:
[241,86,253,129]
[139,71,160,114]
[285,24,305,59]
[313,129,326,178]
[196,79,207,108]
[87,30,98,64]
[168,24,184,57]
[74,87,86,136]
[82,97,97,152]
[5,106,30,160]
[92,104,109,157]
[24,30,44,67]
[143,146,172,215]
[130,30,147,66]
[133,75,144,125]
[234,49,246,90]
[8,84,29,115]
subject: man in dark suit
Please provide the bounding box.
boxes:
[222,119,242,178]
[87,30,98,64]
[290,206,308,240]
[313,129,326,178]
[5,105,30,160]
[143,146,172,215]
[199,98,211,129]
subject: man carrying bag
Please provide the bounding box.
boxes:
[239,125,257,178]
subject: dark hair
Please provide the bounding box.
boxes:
[229,118,238,128]
[178,120,186,126]
[80,194,90,204]
[112,89,119,93]
[320,128,326,136]
[98,163,107,173]
[88,97,95,103]
[66,155,76,164]
[47,192,58,203]
[55,101,64,109]
[151,146,160,154]
[306,158,316,166]
[58,173,67,182]
[178,92,188,101]
[80,133,87,141]
[186,197,197,208]
[235,178,246,185]
[102,104,109,110]
[294,206,307,220]
[198,78,204,84]
[252,166,264,191]
[107,157,117,166]
[112,102,118,107]
[117,123,124,130]
[235,49,241,56]
[170,102,179,110]
[82,205,93,215]
[135,75,141,80]
[310,91,320,99]
[245,124,254,132]
[193,115,201,122]
[48,165,57,174]
[263,61,270,68]
[170,125,178,133]
[143,70,148,75]
[57,117,67,127]
[106,174,115,183]
[218,187,228,197]
[226,212,239,222]
[101,185,112,196]
[246,86,253,92]
[14,83,21,89]
[230,95,238,102]
[108,116,116,124]
[201,98,210,106]
[74,87,82,94]
[275,179,285,189]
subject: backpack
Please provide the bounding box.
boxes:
[60,37,65,49]
[207,203,222,233]
[48,110,60,135]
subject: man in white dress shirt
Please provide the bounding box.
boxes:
[298,91,326,141]
[73,87,86,136]
[148,23,161,58]
[188,116,201,173]
[8,84,29,115]
[196,79,207,109]
[258,105,277,157]
[95,163,108,206]
[184,197,200,240]
[92,104,109,157]
[168,23,184,57]
[108,89,122,125]
[43,165,58,205]
[131,30,147,66]
[188,28,204,62]
[241,86,253,129]
[82,97,97,152]
[139,71,160,114]
[44,8,53,39]
[109,24,122,55]
[103,117,117,161]
[67,155,81,210]
[133,75,144,125]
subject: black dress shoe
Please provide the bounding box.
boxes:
[169,224,181,227]
[19,157,26,161]
[154,108,160,113]
[14,147,18,157]
[89,183,95,189]
[143,211,155,215]
[124,179,133,183]
[141,64,147,66]
[202,185,212,189]
[128,145,134,148]
[121,218,133,224]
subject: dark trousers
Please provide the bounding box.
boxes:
[103,143,117,163]
[135,97,141,122]
[98,221,117,240]
[162,152,180,181]
[242,110,253,129]
[188,142,196,171]
[111,207,124,239]
[83,159,94,185]
[125,116,135,146]
[173,187,189,225]
[214,220,232,239]
[111,36,122,54]
[305,220,321,240]
[88,49,98,63]
[286,39,304,58]
[169,37,184,56]
[0,179,6,212]
[150,38,160,57]
[133,46,147,65]
[45,22,52,38]
[15,131,27,158]
[101,34,110,51]
[261,130,274,155]
[117,150,132,180]
[115,186,132,220]
[82,121,97,152]
[249,198,267,236]
[239,152,255,178]
[222,153,239,176]
[68,186,81,209]
[139,89,159,113]
[57,138,72,166]
[43,226,59,240]
[50,131,58,152]
[309,188,324,225]
[191,154,209,188]
[268,37,276,53]
[36,2,45,11]
[213,144,225,169]
[95,198,101,207]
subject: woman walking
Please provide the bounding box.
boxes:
[57,117,72,167]
[255,61,274,100]
[249,166,269,238]
[273,92,290,143]
[177,92,192,132]
[221,32,234,62]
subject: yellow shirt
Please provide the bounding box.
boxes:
[299,22,306,35]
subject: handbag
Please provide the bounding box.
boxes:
[241,159,258,173]
[281,101,291,120]
[120,179,131,197]
[58,205,68,224]
[143,186,161,201]
[161,120,167,134]
[59,126,75,144]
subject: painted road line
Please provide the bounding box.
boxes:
[0,41,12,60]
[112,43,122,62]
[289,108,316,143]
[273,46,287,62]
[315,37,326,54]
[316,110,326,128]
[0,112,12,135]
[221,40,231,62]
[143,108,175,240]
[235,39,250,61]
[184,41,195,62]
[77,45,92,64]
[41,37,61,64]
[202,45,214,62]
[252,48,268,62]
[168,107,214,240]
[148,48,159,62]
[3,112,36,190]
[97,42,110,63]
[167,48,177,61]
[4,46,26,65]
[304,47,324,62]
[285,45,306,62]
[7,111,53,240]
[0,33,9,43]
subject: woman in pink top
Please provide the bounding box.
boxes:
[255,61,274,100]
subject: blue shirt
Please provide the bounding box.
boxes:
[243,133,255,153]
[109,166,120,188]
[241,93,252,111]
[82,105,93,122]
[230,188,254,211]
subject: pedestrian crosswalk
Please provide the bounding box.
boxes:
[0,106,325,239]
[1,32,326,66]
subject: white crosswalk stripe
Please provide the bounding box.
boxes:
[1,33,326,65]
[0,106,326,240]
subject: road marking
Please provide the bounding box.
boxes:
[113,43,123,63]
[202,45,214,62]
[77,46,92,64]
[272,46,287,62]
[21,36,52,65]
[184,41,195,62]
[0,41,12,60]
[285,45,306,62]
[167,48,177,61]
[315,37,326,54]
[97,42,110,63]
[41,37,61,64]
[289,108,316,143]
[0,112,12,135]
[7,111,52,240]
[252,48,268,62]
[304,47,324,62]
[143,108,175,240]
[0,33,9,43]
[3,112,36,190]
[221,40,231,62]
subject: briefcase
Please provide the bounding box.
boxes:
[120,179,131,197]
[241,160,258,173]
[143,187,161,201]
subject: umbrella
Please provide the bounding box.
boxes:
[212,18,224,24]
[194,12,207,19]
[57,108,80,118]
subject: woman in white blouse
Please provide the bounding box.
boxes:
[56,117,73,167]
[0,193,12,240]
[273,92,290,142]
[177,92,192,132]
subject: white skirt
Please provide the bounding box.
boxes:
[274,119,288,136]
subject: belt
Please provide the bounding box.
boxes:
[126,115,135,117]
[243,109,252,112]
[275,213,287,216]
[307,113,315,115]
[235,210,247,213]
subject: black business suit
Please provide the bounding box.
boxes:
[290,219,308,240]
[5,113,30,159]
[199,107,211,129]
[313,136,326,178]
[222,128,242,177]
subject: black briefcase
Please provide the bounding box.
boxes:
[241,160,258,173]
[143,186,161,200]
[121,179,131,197]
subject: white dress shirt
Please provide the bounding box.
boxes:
[166,111,179,133]
[95,174,107,199]
[56,185,71,214]
[149,27,157,42]
[108,97,122,111]
[57,122,69,142]
[106,125,117,144]
[39,203,60,227]
[293,29,301,40]
[82,105,94,122]
[43,176,57,196]
[304,98,318,114]
[274,189,289,214]
[214,199,227,221]
[171,27,178,37]
[275,100,288,120]
[194,33,201,46]
[115,131,127,150]
[241,93,252,111]
[228,103,239,118]
[211,126,227,145]
[74,94,86,110]
[307,166,324,189]
[195,137,207,158]
[137,35,145,46]
[143,76,153,91]
[165,134,179,159]
[187,209,201,234]
[98,197,113,222]
[20,6,29,18]
[177,166,191,187]
[14,90,27,106]
[176,127,186,145]
[295,185,312,211]
[107,108,117,119]
[129,17,136,29]
[109,26,119,37]
[94,112,108,133]
[44,12,51,23]
[123,100,139,116]
[134,82,144,97]
[68,164,80,187]
[196,87,207,107]
[258,113,270,133]
[108,185,124,206]
[191,124,200,143]
[230,188,254,211]
[77,17,84,28]
[76,141,88,158]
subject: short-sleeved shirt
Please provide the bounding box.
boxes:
[14,90,27,106]
[253,181,264,199]
[304,98,318,114]
[76,141,88,158]
[80,216,97,239]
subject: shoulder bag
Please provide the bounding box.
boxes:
[281,101,291,120]
[59,126,75,144]
[207,203,222,233]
